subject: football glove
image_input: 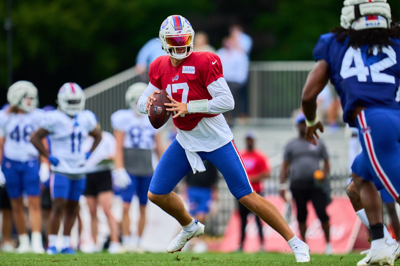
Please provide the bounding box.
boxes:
[85,151,92,160]
[112,168,132,189]
[39,163,51,183]
[48,156,60,167]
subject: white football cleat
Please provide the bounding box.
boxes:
[1,242,15,253]
[166,221,205,253]
[31,244,45,254]
[356,250,371,266]
[357,241,400,266]
[16,243,31,253]
[291,241,310,262]
[324,243,333,255]
[108,242,123,254]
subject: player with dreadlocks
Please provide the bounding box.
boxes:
[301,0,400,265]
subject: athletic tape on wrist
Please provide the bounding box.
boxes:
[305,116,319,127]
[188,99,209,113]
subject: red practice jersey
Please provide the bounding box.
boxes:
[241,149,271,193]
[148,52,223,131]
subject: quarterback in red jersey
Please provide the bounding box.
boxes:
[137,15,310,262]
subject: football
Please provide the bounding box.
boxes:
[148,90,172,129]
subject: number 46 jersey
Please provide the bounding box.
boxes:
[313,33,400,126]
[0,109,44,162]
[41,109,97,175]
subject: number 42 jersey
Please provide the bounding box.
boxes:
[0,109,44,162]
[313,33,400,126]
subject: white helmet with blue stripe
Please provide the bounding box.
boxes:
[57,82,86,116]
[159,15,195,60]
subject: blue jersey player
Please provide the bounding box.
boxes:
[301,1,400,265]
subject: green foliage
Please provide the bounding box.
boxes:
[0,0,398,105]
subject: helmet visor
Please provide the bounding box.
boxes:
[165,35,192,47]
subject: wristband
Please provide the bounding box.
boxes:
[187,99,209,113]
[305,116,319,127]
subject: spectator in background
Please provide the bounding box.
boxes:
[279,113,332,255]
[217,36,249,126]
[238,132,271,252]
[184,160,219,253]
[317,84,341,133]
[229,24,253,56]
[193,32,216,53]
[134,38,166,76]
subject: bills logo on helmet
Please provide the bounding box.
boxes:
[184,18,191,27]
[172,75,179,82]
[160,19,168,30]
[172,15,183,30]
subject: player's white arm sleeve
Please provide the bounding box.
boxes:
[203,77,234,114]
[137,83,160,114]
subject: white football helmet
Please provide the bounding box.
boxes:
[57,82,86,116]
[341,0,391,30]
[7,81,38,113]
[159,15,195,60]
[125,82,147,110]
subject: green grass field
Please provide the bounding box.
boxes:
[0,252,386,266]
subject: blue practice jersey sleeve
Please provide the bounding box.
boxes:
[313,33,335,66]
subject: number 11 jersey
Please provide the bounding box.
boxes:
[41,109,97,175]
[313,33,400,126]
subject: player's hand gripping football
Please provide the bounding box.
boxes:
[165,96,188,118]
[305,121,324,146]
[146,90,162,115]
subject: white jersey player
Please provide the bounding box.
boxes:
[31,82,102,255]
[111,82,163,251]
[0,81,45,253]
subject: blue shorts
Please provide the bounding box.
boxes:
[51,173,86,201]
[119,174,152,205]
[352,108,400,201]
[150,139,253,200]
[381,190,395,204]
[187,186,212,216]
[2,157,40,199]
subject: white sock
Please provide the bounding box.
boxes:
[371,238,386,250]
[137,237,141,246]
[182,219,196,232]
[122,235,131,246]
[62,235,70,249]
[109,242,120,249]
[18,234,30,247]
[356,209,395,244]
[48,234,57,247]
[287,235,303,249]
[31,232,43,246]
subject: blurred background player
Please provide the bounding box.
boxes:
[238,132,271,252]
[301,0,400,263]
[0,103,14,253]
[30,82,102,255]
[193,32,216,53]
[39,105,56,249]
[0,81,45,253]
[279,113,332,254]
[82,124,122,254]
[184,160,219,253]
[111,82,163,252]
